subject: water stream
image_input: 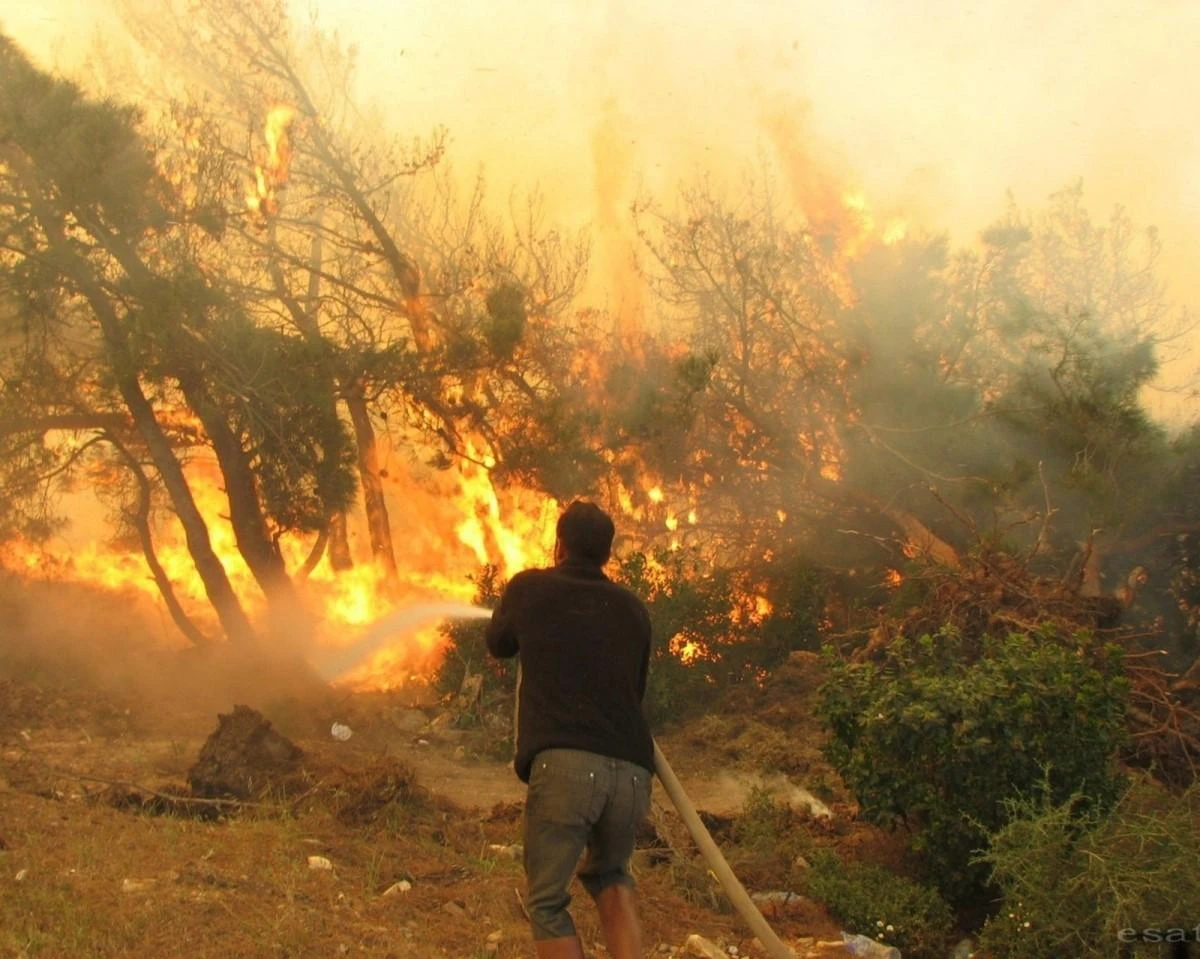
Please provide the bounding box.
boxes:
[313,601,494,681]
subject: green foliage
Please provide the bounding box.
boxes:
[225,327,357,535]
[804,850,955,959]
[818,628,1129,904]
[434,565,516,703]
[731,785,794,853]
[617,548,826,726]
[0,36,162,233]
[483,283,526,358]
[976,779,1200,959]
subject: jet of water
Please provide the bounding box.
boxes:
[314,601,493,681]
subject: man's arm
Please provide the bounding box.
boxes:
[635,602,652,700]
[485,575,523,659]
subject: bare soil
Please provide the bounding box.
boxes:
[0,604,904,959]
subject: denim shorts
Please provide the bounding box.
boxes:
[523,748,653,940]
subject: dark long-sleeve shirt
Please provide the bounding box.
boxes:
[485,557,654,782]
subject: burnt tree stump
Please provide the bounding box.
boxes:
[187,704,305,800]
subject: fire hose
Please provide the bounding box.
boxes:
[653,740,796,959]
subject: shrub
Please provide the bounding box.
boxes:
[977,778,1200,959]
[434,565,516,707]
[804,850,955,959]
[619,548,827,726]
[818,627,1128,905]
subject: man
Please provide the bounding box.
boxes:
[486,500,655,959]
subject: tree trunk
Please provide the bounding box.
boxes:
[18,157,257,645]
[267,224,354,575]
[117,374,257,644]
[344,383,398,585]
[296,525,329,582]
[813,476,962,568]
[110,436,214,647]
[327,512,353,570]
[175,369,300,609]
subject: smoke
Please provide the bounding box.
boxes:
[12,1,1199,329]
[312,601,493,682]
[4,0,1198,673]
[0,572,329,726]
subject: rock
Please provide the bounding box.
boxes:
[453,745,467,761]
[443,900,468,918]
[793,854,812,871]
[457,673,483,709]
[121,878,156,893]
[685,934,727,959]
[486,931,503,944]
[750,890,814,918]
[389,708,427,733]
[382,880,412,896]
[307,856,333,871]
[840,932,900,959]
[14,868,28,882]
[487,843,522,860]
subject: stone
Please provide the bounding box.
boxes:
[685,934,726,959]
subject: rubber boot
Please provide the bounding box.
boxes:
[594,884,643,959]
[534,936,586,959]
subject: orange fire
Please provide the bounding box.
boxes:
[668,633,707,665]
[2,441,559,690]
[246,105,297,217]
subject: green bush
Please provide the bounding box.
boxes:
[818,627,1129,905]
[434,565,516,706]
[440,551,828,731]
[977,778,1200,959]
[804,850,955,959]
[619,548,827,725]
[732,785,795,853]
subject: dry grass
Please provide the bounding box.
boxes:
[0,675,830,959]
[0,589,853,959]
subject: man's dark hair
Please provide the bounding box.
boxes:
[556,500,615,565]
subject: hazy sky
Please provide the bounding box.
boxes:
[7,0,1200,409]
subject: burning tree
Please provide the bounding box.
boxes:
[0,36,356,643]
[4,0,1200,720]
[119,0,603,581]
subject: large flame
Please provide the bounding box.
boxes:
[2,443,556,690]
[246,105,297,218]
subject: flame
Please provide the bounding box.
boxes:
[246,105,297,217]
[884,568,904,588]
[668,633,703,664]
[454,441,555,579]
[818,460,843,482]
[2,438,557,690]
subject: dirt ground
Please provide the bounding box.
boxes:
[0,588,904,959]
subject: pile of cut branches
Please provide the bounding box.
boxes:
[852,544,1200,787]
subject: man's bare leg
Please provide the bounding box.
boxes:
[594,884,643,959]
[535,936,586,959]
